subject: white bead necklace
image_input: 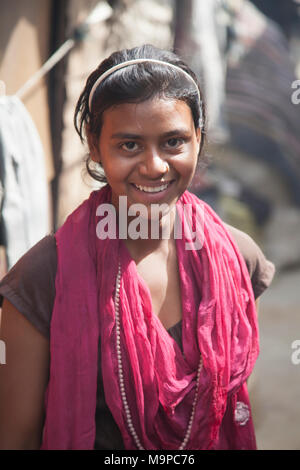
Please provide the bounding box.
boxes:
[114,261,203,450]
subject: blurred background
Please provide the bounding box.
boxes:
[0,0,300,449]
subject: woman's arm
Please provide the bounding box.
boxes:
[255,297,260,315]
[0,298,50,449]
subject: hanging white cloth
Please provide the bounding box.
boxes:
[191,0,230,143]
[0,95,49,269]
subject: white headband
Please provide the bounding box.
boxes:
[88,58,201,112]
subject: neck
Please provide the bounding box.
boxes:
[124,208,176,262]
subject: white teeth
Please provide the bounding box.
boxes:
[134,183,170,193]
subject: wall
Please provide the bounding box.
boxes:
[0,0,54,185]
[0,0,54,274]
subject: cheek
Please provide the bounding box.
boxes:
[102,156,134,184]
[173,150,198,178]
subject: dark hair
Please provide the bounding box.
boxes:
[74,44,206,183]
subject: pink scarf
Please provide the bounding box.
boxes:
[41,185,259,450]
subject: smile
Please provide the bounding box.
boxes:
[133,182,172,193]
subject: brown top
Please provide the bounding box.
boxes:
[0,225,275,449]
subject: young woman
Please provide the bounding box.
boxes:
[0,44,275,450]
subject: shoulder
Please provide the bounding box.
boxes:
[225,223,275,298]
[0,234,57,338]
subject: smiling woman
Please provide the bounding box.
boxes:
[0,44,275,450]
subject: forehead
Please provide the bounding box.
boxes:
[100,98,195,135]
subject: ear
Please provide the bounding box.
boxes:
[195,127,202,152]
[86,125,101,163]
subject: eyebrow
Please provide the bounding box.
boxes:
[110,129,191,140]
[111,132,142,140]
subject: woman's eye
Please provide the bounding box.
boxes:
[121,141,138,152]
[165,138,183,148]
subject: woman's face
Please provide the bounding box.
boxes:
[89,97,201,217]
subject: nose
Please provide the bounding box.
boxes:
[139,148,169,178]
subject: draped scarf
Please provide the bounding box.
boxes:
[41,185,259,450]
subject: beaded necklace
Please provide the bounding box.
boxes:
[114,261,203,450]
